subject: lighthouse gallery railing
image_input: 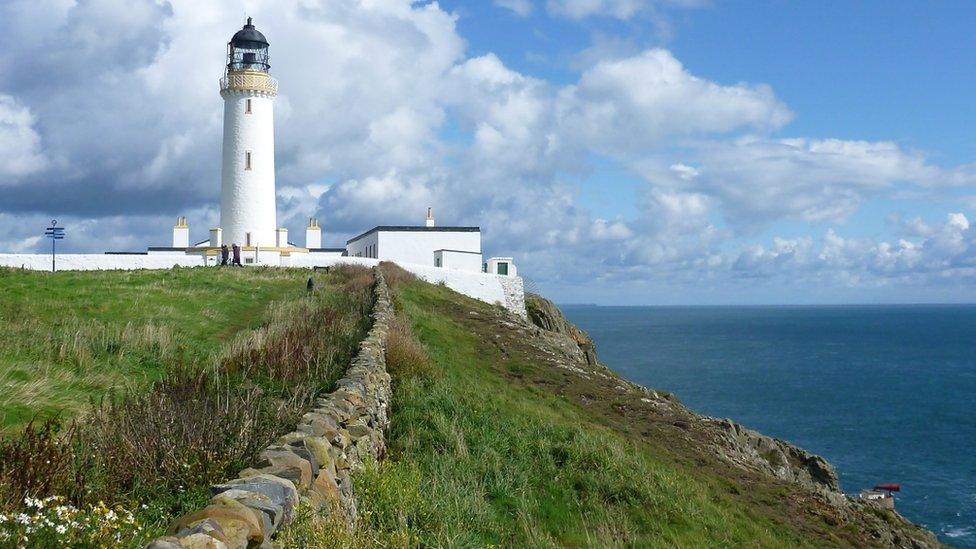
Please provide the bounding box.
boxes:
[219,72,278,95]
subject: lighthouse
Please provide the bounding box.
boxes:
[219,18,278,250]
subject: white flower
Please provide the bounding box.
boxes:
[55,524,67,535]
[15,514,30,525]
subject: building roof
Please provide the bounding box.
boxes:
[346,226,480,245]
[434,249,482,254]
[231,18,269,49]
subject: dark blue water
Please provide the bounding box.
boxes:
[562,304,976,547]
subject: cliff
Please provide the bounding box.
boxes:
[523,292,941,548]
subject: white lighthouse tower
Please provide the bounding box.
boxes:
[219,18,278,250]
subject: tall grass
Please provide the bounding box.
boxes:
[0,267,320,430]
[385,318,438,385]
[0,266,375,542]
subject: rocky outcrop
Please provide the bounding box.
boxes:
[148,269,394,549]
[708,417,842,494]
[525,293,599,366]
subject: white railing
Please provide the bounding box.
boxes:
[219,73,278,95]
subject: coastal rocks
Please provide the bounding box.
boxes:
[707,417,842,493]
[146,269,395,549]
[525,293,599,366]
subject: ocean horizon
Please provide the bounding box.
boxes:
[563,303,976,547]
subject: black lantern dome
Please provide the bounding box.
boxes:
[227,17,270,73]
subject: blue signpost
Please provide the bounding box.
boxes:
[44,220,64,272]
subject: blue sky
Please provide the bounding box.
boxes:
[0,0,973,304]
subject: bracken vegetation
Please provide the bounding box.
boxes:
[0,266,374,545]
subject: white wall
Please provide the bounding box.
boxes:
[346,231,379,259]
[436,250,483,272]
[373,231,481,270]
[220,90,277,248]
[0,254,206,271]
[487,257,517,277]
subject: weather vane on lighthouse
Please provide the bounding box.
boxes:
[218,17,279,253]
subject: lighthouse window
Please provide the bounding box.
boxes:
[245,99,252,114]
[245,151,252,170]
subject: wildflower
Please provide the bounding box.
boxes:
[15,514,30,525]
[55,524,67,535]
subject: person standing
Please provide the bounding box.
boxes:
[232,243,242,267]
[220,244,229,266]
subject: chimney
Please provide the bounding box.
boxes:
[209,227,222,248]
[276,227,288,247]
[426,207,435,227]
[305,217,322,249]
[172,216,189,248]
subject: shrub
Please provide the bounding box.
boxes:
[378,262,416,289]
[79,366,309,504]
[0,420,86,509]
[385,318,437,384]
[332,264,374,295]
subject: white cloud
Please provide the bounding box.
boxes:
[670,163,699,180]
[547,0,707,20]
[0,95,47,181]
[556,50,792,154]
[646,136,960,229]
[548,0,645,19]
[729,213,975,285]
[495,0,534,17]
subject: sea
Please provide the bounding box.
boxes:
[561,304,976,547]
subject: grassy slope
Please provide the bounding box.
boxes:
[347,279,848,547]
[0,267,311,430]
[0,266,374,546]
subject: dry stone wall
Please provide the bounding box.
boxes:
[148,269,394,549]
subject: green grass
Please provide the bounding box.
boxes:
[0,265,375,546]
[0,267,314,430]
[290,279,821,547]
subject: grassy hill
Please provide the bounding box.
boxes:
[0,268,314,430]
[285,266,940,548]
